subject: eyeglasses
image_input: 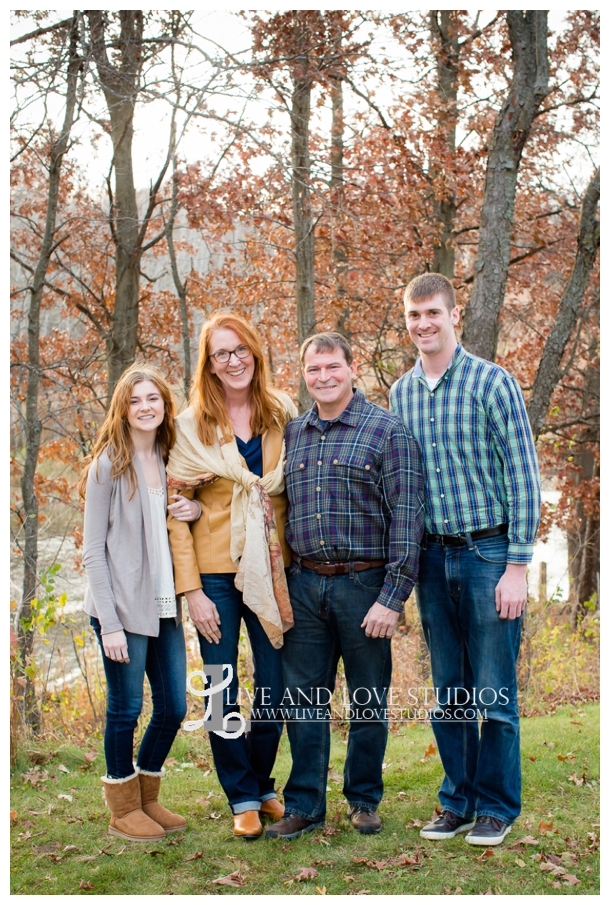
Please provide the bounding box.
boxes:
[209,344,251,364]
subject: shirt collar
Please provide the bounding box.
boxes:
[303,388,366,430]
[413,343,465,382]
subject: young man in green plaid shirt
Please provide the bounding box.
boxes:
[390,273,541,847]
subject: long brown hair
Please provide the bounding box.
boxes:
[78,363,177,499]
[190,311,286,446]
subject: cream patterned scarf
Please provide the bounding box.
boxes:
[165,397,296,648]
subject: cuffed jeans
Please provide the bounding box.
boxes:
[197,573,283,815]
[281,562,392,822]
[91,616,187,779]
[416,533,522,824]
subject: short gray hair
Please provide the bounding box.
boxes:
[300,332,354,366]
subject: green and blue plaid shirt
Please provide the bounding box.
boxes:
[389,345,541,564]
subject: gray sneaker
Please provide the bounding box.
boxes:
[465,815,512,846]
[420,810,476,840]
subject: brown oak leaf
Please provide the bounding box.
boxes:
[212,871,245,887]
[296,867,319,881]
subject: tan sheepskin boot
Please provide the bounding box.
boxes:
[102,772,165,842]
[139,768,187,832]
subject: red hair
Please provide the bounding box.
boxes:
[190,311,286,446]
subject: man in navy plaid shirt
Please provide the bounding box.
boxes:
[265,332,424,840]
[390,273,541,848]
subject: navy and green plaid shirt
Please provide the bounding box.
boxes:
[284,389,425,611]
[389,344,541,564]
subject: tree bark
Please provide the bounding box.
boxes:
[18,14,81,731]
[167,157,191,399]
[87,11,144,397]
[461,11,549,360]
[429,10,459,278]
[527,168,600,440]
[290,14,317,411]
[568,318,599,625]
[330,73,350,339]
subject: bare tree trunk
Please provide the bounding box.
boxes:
[527,168,600,439]
[461,11,549,360]
[18,15,80,731]
[167,158,191,398]
[568,319,600,625]
[429,10,459,278]
[87,11,144,396]
[290,15,317,411]
[330,73,350,339]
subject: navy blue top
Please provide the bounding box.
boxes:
[236,434,263,478]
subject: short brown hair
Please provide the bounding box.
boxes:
[300,332,354,367]
[404,273,456,312]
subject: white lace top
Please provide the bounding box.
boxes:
[147,487,177,618]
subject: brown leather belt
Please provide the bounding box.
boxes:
[292,554,387,576]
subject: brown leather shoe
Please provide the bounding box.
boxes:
[348,806,382,834]
[265,814,324,839]
[259,798,285,821]
[233,810,263,841]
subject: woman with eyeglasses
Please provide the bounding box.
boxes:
[166,311,296,840]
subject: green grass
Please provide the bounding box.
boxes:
[10,703,599,895]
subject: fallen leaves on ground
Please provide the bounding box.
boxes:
[476,848,495,862]
[323,826,340,836]
[420,742,438,763]
[185,851,203,862]
[211,871,245,888]
[21,769,48,787]
[510,835,539,847]
[316,886,327,894]
[295,867,319,881]
[79,880,94,890]
[352,850,424,871]
[568,771,586,786]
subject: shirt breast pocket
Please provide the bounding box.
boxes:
[332,454,379,496]
[284,459,308,500]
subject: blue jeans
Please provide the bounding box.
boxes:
[91,617,187,779]
[281,563,392,822]
[416,534,522,824]
[198,573,284,814]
